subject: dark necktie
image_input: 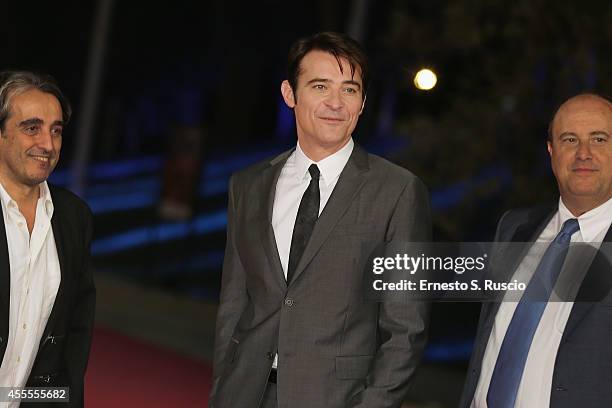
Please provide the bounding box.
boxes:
[487,218,580,408]
[287,164,320,284]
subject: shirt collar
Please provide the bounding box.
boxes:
[39,181,54,217]
[0,181,15,212]
[558,196,612,242]
[293,138,354,186]
[0,181,54,218]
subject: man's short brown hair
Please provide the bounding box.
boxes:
[286,31,368,102]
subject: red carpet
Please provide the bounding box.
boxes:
[85,327,212,407]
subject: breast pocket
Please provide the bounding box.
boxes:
[225,337,240,366]
[44,334,65,345]
[331,223,379,238]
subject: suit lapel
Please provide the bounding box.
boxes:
[513,205,556,243]
[289,144,369,286]
[0,204,10,347]
[481,206,556,338]
[561,225,612,341]
[486,204,612,343]
[259,150,293,291]
[39,188,69,347]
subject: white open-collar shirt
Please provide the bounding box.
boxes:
[0,181,61,399]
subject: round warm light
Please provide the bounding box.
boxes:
[414,68,437,90]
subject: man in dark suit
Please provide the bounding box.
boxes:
[460,93,612,407]
[0,71,95,407]
[210,32,432,408]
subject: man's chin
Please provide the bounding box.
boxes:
[24,174,50,187]
[564,186,610,207]
[318,134,351,148]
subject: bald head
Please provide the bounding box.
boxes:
[547,93,612,216]
[549,94,612,140]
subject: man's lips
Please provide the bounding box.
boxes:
[572,168,598,174]
[28,155,51,163]
[318,116,346,123]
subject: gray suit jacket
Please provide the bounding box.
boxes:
[459,205,612,408]
[210,144,432,408]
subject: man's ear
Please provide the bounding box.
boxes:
[281,80,296,108]
[547,140,553,157]
[359,94,367,115]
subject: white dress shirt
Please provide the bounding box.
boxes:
[0,181,61,404]
[472,196,612,408]
[270,138,354,368]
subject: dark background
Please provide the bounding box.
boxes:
[4,1,611,406]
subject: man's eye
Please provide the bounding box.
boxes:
[313,84,326,90]
[592,137,607,144]
[344,87,357,94]
[51,127,63,136]
[24,126,39,134]
[562,137,577,144]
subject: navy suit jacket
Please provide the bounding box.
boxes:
[0,185,95,407]
[459,205,612,408]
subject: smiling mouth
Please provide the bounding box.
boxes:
[29,155,50,163]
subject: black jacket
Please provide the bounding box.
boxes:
[0,184,95,407]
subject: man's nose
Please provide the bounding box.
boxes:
[576,141,593,160]
[324,90,344,110]
[36,129,54,151]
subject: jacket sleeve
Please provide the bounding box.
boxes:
[209,175,248,406]
[350,176,432,408]
[65,204,96,407]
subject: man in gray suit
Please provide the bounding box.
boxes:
[460,94,612,408]
[210,32,432,408]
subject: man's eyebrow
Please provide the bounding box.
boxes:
[558,131,611,138]
[305,78,362,90]
[17,118,64,128]
[18,118,43,127]
[306,78,331,86]
[342,80,362,90]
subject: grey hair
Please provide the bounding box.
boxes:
[0,70,72,132]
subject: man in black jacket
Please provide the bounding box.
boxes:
[0,71,95,407]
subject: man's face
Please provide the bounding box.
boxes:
[281,50,364,159]
[0,89,63,189]
[548,96,612,213]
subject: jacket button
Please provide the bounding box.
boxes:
[0,337,3,344]
[284,298,294,307]
[555,386,566,392]
[266,352,275,360]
